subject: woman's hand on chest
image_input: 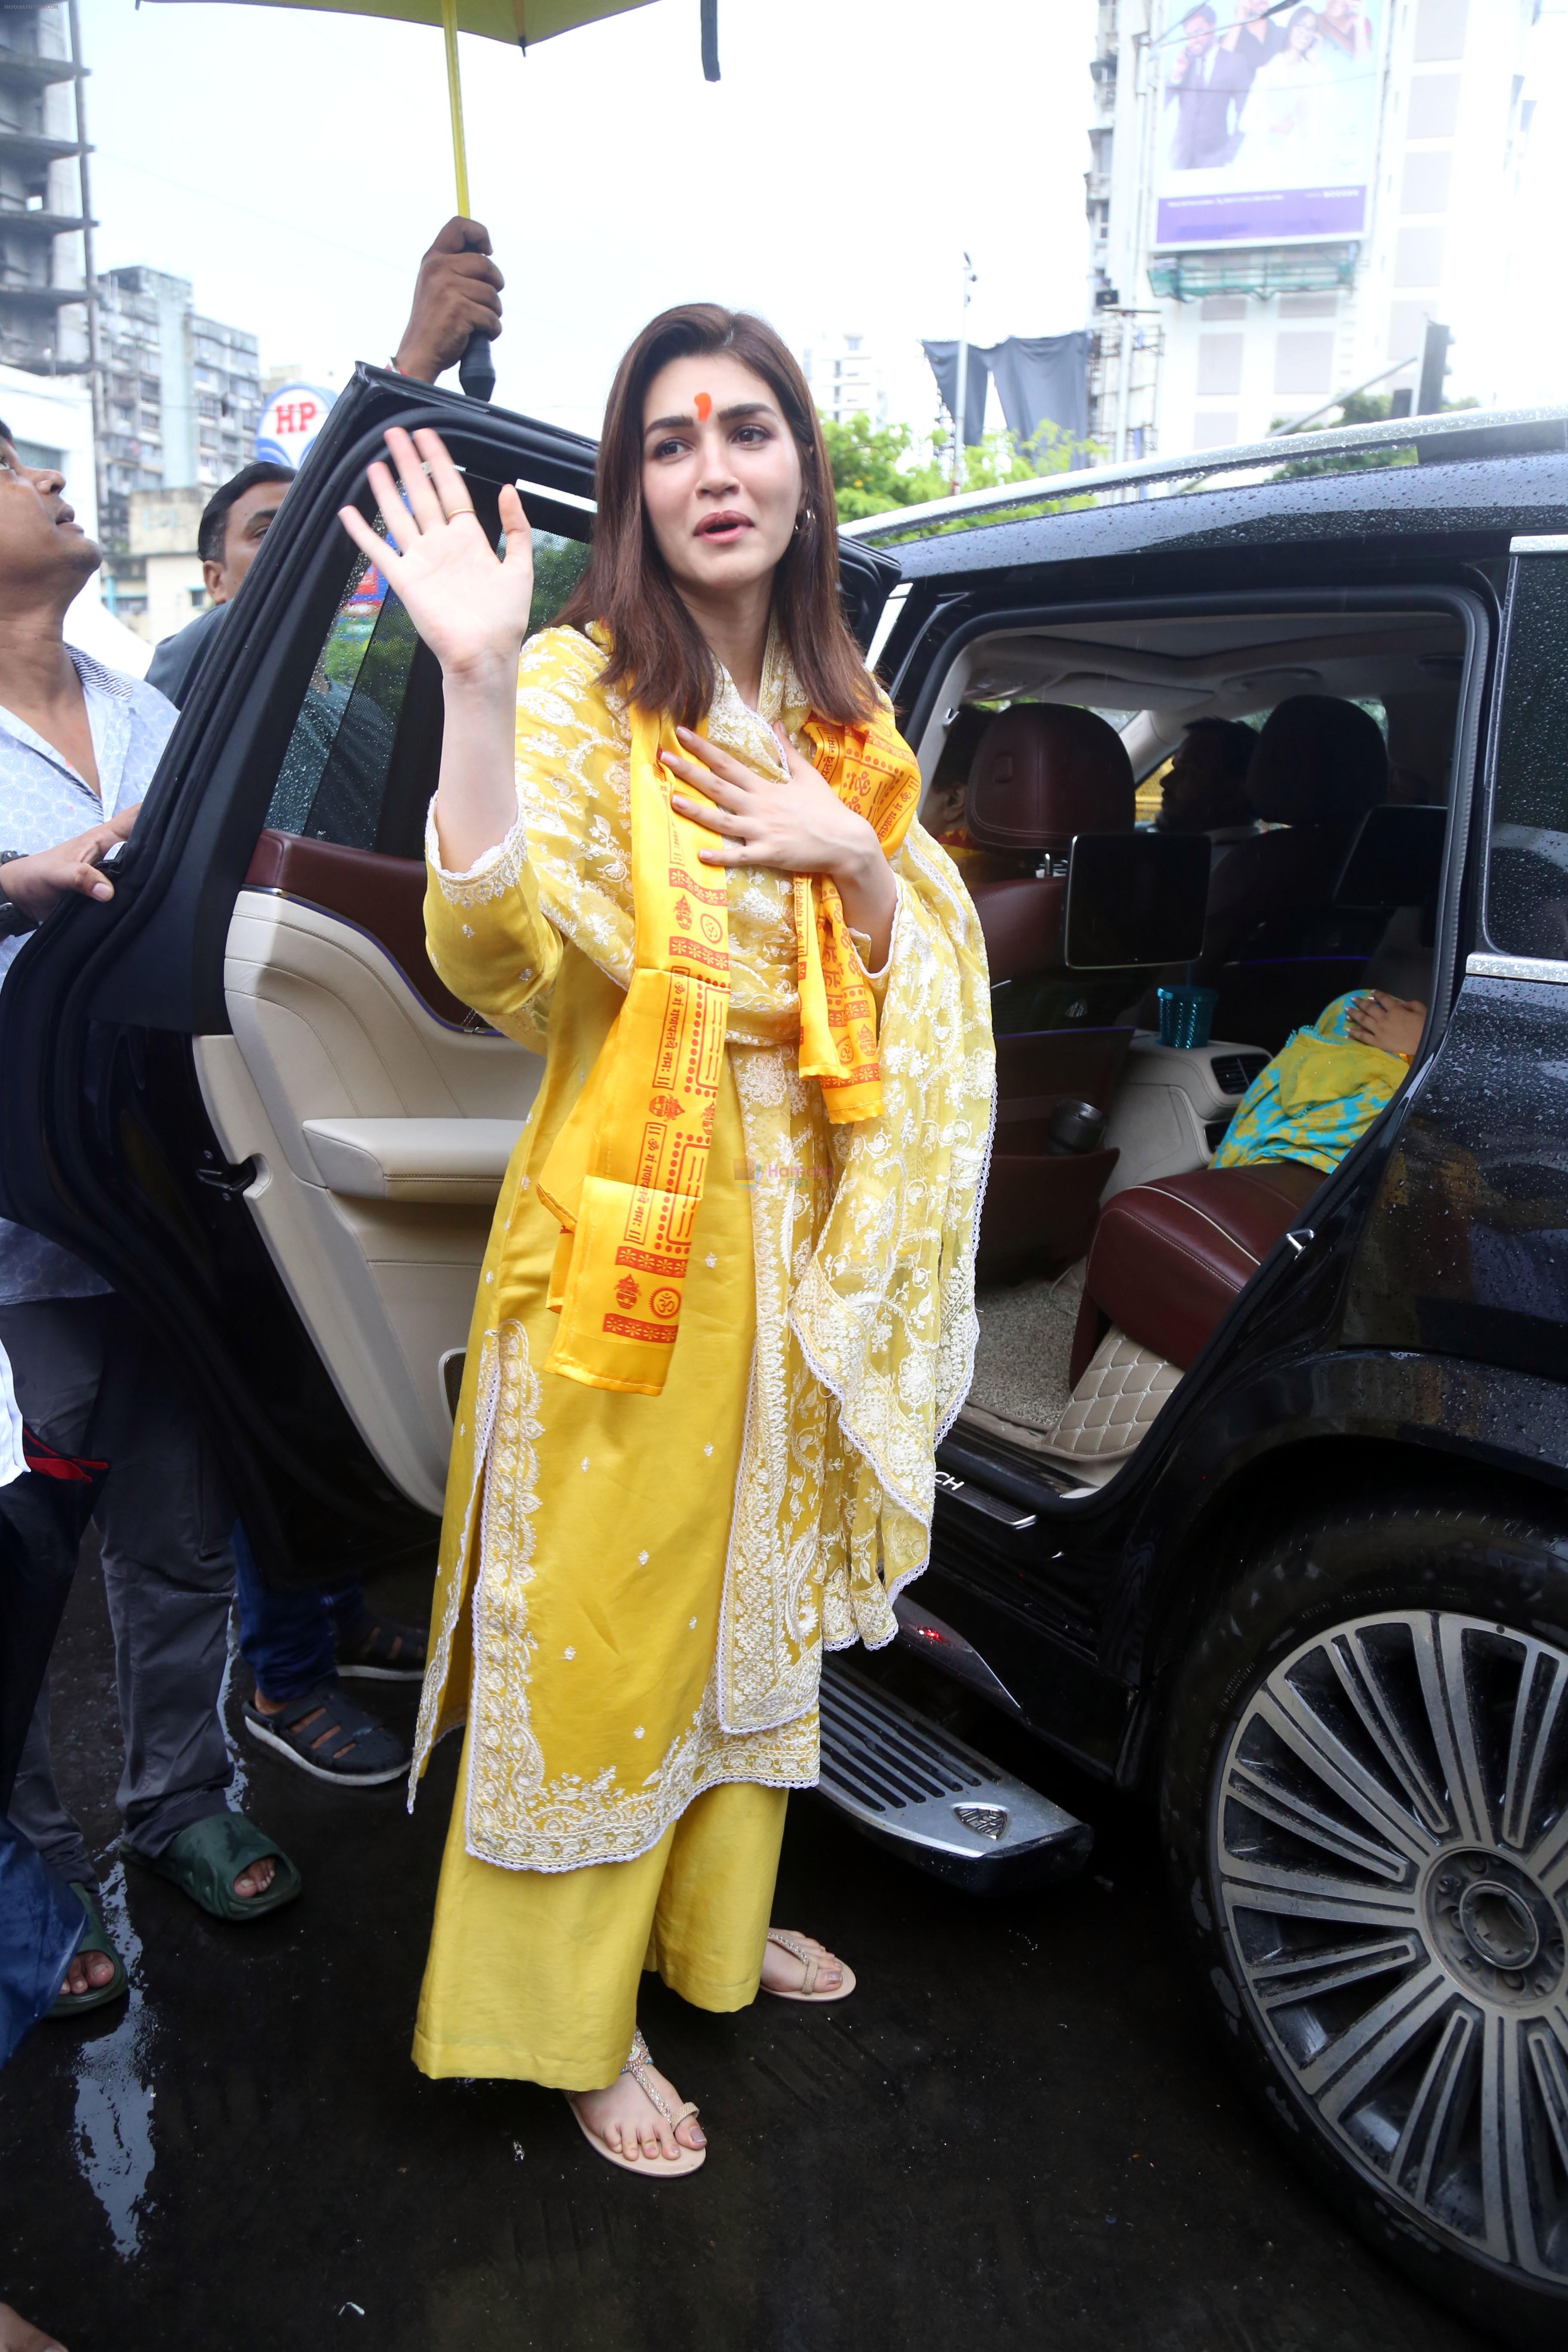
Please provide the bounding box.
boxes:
[664,720,897,966]
[664,723,875,889]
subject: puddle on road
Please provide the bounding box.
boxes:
[71,1864,156,2259]
[69,1607,268,2256]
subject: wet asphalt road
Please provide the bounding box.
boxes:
[1,1556,1495,2352]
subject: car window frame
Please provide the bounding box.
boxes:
[1472,537,1568,986]
[83,379,603,1035]
[896,583,1491,1049]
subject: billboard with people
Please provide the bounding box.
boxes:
[1153,0,1383,248]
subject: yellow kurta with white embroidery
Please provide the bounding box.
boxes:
[408,623,994,1873]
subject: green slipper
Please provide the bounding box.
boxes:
[48,1881,127,2018]
[120,1813,301,1923]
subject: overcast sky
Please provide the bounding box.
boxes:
[83,0,1568,438]
[85,0,1101,441]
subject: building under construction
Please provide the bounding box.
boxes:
[0,0,90,378]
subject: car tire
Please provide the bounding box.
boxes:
[1160,1486,1568,2350]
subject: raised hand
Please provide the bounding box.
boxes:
[337,426,533,690]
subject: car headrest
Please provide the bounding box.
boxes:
[1246,695,1388,827]
[967,704,1135,852]
[1064,833,1210,968]
[1333,803,1447,908]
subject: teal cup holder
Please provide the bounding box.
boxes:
[1157,984,1218,1051]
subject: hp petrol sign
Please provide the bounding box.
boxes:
[256,382,335,472]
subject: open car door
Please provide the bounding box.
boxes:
[0,367,900,1588]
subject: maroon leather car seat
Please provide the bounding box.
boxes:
[965,705,1137,1275]
[1202,696,1389,1048]
[1069,1158,1323,1381]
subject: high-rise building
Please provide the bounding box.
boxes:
[1087,0,1537,459]
[802,333,888,428]
[0,1,90,377]
[97,268,263,551]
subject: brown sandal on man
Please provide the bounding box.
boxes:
[565,2030,706,2178]
[762,1928,857,2003]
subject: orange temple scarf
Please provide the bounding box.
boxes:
[536,696,921,1395]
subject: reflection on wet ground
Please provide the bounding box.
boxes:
[1,1557,1490,2352]
[68,1868,153,2261]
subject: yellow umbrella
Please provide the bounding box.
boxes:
[147,0,722,395]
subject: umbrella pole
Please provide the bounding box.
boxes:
[441,0,496,401]
[441,0,471,214]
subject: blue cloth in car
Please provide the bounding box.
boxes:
[1213,992,1409,1175]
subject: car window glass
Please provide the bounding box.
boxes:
[1486,558,1568,962]
[526,530,592,636]
[264,518,591,854]
[266,549,407,848]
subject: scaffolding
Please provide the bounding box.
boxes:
[1145,245,1360,303]
[1088,310,1164,463]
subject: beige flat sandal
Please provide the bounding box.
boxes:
[565,2030,706,2178]
[762,1928,857,2003]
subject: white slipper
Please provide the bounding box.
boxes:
[565,2030,706,2178]
[761,1928,857,2003]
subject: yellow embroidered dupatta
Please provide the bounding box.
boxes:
[534,690,920,1396]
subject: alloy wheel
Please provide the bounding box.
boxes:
[1213,1610,1568,2282]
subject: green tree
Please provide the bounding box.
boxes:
[952,420,1087,492]
[821,414,946,521]
[822,412,1094,522]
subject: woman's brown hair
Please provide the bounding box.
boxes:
[557,303,875,729]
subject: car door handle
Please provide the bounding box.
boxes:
[196,1155,258,1200]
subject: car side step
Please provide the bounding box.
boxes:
[816,1656,1093,1895]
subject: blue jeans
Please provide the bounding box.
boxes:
[232,1523,364,1702]
[0,1815,84,2065]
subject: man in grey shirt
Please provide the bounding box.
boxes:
[145,461,294,707]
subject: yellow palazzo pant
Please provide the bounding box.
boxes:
[409,998,799,2093]
[413,1724,787,2089]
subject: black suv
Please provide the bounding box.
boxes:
[8,372,1568,2346]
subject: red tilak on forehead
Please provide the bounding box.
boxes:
[693,392,713,421]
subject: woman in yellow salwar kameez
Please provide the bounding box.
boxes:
[339,306,993,2176]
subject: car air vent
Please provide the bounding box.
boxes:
[1210,1052,1269,1097]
